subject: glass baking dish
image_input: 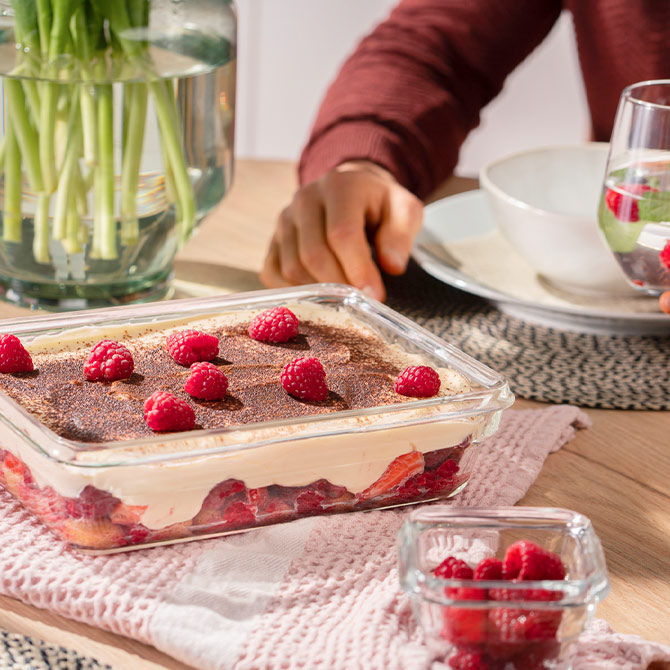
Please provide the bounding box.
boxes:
[0,284,513,553]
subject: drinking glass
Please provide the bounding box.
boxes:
[598,79,670,294]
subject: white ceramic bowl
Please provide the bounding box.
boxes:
[479,143,636,296]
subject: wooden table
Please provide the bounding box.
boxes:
[0,160,668,669]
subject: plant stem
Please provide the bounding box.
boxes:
[4,78,43,193]
[53,100,82,241]
[95,82,116,259]
[33,194,51,263]
[3,121,23,243]
[120,82,147,244]
[150,80,195,243]
[72,7,97,168]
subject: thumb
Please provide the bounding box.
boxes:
[373,188,423,275]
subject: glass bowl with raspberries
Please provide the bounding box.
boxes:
[0,284,513,553]
[399,506,610,670]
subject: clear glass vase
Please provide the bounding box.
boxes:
[0,0,236,309]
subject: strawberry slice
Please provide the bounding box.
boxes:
[357,451,424,502]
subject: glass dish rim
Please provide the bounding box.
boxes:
[0,283,514,468]
[399,505,610,609]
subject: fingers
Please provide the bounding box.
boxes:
[322,175,386,301]
[292,191,348,284]
[374,188,424,276]
[260,237,292,288]
[274,209,317,285]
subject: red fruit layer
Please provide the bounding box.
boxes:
[0,439,467,550]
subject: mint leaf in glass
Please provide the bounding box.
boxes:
[637,191,670,223]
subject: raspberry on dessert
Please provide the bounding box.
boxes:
[184,361,229,400]
[357,451,424,501]
[394,365,441,398]
[281,356,328,401]
[604,183,656,222]
[84,340,134,382]
[144,391,196,432]
[660,241,670,271]
[248,306,299,343]
[0,334,34,374]
[166,329,219,366]
[474,557,503,581]
[503,540,566,581]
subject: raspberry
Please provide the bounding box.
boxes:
[604,183,655,222]
[488,605,562,648]
[248,306,299,343]
[223,500,256,527]
[503,540,566,581]
[281,356,328,401]
[437,459,459,478]
[84,340,134,382]
[660,241,670,270]
[394,365,440,397]
[474,557,503,581]
[296,490,325,514]
[184,362,228,400]
[200,479,245,512]
[448,650,487,670]
[166,329,219,366]
[434,557,473,580]
[64,486,120,520]
[0,334,33,373]
[143,391,195,432]
[246,487,270,509]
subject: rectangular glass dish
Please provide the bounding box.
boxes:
[0,284,513,553]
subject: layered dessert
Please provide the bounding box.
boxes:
[0,295,507,551]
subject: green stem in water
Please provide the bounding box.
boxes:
[120,82,147,245]
[33,193,51,263]
[72,7,97,168]
[150,80,195,243]
[95,82,116,260]
[38,80,58,193]
[40,0,84,194]
[4,78,43,193]
[36,0,52,57]
[62,209,82,255]
[3,121,23,243]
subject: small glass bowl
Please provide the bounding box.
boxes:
[398,507,610,670]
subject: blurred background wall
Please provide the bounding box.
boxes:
[235,0,591,177]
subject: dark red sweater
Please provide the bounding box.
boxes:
[299,0,670,199]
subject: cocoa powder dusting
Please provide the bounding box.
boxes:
[0,322,410,443]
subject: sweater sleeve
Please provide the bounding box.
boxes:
[299,0,563,199]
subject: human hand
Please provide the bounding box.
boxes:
[260,160,423,302]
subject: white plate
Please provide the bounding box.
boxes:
[412,190,670,335]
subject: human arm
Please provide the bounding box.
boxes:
[263,0,564,299]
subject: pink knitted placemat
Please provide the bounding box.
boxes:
[0,405,668,670]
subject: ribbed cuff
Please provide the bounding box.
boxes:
[298,121,428,196]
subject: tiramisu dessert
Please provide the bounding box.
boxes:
[0,291,510,551]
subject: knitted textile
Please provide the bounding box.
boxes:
[0,406,668,670]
